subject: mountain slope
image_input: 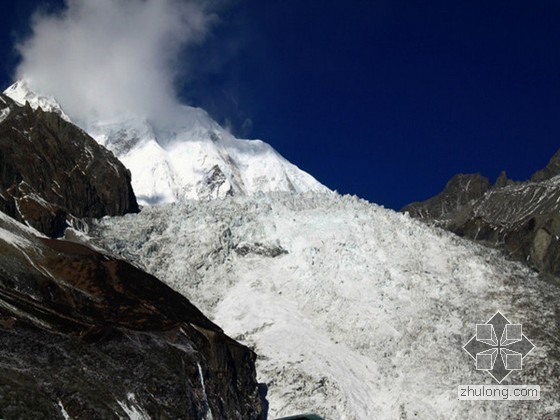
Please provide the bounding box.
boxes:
[0,93,138,237]
[90,192,560,419]
[0,210,262,419]
[401,173,491,220]
[0,90,262,418]
[402,150,560,280]
[4,80,329,205]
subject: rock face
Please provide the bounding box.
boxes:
[0,94,138,237]
[531,149,560,182]
[0,211,262,419]
[401,173,491,220]
[402,152,560,280]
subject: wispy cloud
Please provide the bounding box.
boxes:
[16,0,217,126]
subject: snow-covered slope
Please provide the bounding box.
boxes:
[90,193,560,420]
[4,80,328,205]
[3,80,71,121]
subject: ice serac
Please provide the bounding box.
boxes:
[0,211,262,419]
[0,94,138,237]
[4,81,329,206]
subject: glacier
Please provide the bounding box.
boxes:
[88,192,560,419]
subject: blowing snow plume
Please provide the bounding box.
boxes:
[15,0,214,125]
[9,0,328,204]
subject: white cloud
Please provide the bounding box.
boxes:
[16,0,216,126]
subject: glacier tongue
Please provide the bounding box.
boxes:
[4,80,329,205]
[90,192,560,420]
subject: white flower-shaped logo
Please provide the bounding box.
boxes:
[463,311,535,383]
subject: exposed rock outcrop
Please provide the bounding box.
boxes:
[0,211,262,419]
[402,151,560,280]
[531,149,560,182]
[0,94,138,237]
[401,173,491,220]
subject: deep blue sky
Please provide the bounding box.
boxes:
[2,1,560,209]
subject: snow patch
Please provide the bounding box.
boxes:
[57,400,71,420]
[117,393,150,420]
[0,107,9,124]
[0,227,31,248]
[197,363,214,420]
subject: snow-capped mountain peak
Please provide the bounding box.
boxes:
[4,80,329,205]
[3,80,71,122]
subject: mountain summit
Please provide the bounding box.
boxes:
[0,92,138,237]
[4,80,329,205]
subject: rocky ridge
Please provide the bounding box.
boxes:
[0,93,138,237]
[402,150,560,280]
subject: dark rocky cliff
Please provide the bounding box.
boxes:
[0,94,138,237]
[0,93,262,418]
[402,151,560,281]
[402,173,491,220]
[0,212,262,419]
